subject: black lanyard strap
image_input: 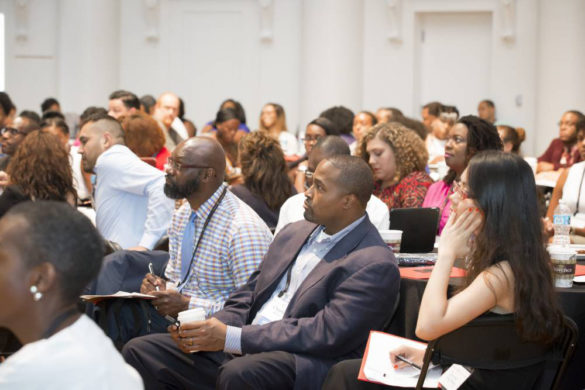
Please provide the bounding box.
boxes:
[178,187,228,290]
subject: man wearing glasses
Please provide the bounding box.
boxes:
[0,114,40,171]
[77,112,174,250]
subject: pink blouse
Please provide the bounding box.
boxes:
[422,180,453,235]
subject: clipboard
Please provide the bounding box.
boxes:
[358,331,441,388]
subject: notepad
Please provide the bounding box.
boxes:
[358,331,441,388]
[80,291,155,304]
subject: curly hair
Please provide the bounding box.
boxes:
[119,112,165,157]
[238,131,292,210]
[359,122,428,182]
[7,130,74,202]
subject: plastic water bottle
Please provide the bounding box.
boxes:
[553,199,572,247]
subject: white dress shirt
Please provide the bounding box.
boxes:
[274,193,390,235]
[0,315,143,389]
[94,144,175,249]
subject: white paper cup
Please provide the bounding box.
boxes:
[548,245,577,288]
[177,307,206,325]
[379,230,403,252]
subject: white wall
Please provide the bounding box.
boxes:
[0,0,583,156]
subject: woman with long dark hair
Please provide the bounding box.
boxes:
[230,131,294,230]
[323,151,565,389]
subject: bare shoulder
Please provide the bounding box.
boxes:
[481,261,515,303]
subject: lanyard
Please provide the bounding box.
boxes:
[177,187,227,291]
[41,307,79,339]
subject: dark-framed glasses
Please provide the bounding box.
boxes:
[1,127,25,137]
[166,156,210,171]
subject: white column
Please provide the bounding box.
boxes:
[57,0,120,113]
[535,0,585,155]
[299,0,364,128]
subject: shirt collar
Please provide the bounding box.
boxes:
[193,183,228,220]
[309,214,367,246]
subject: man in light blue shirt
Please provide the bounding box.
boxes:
[78,113,174,250]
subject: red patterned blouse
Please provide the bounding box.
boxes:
[373,171,433,210]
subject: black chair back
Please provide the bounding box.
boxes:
[415,314,578,390]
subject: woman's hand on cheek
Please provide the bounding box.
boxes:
[439,203,483,259]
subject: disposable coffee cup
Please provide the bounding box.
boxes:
[177,307,206,325]
[548,245,577,288]
[379,230,403,253]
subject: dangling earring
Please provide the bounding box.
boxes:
[30,285,43,301]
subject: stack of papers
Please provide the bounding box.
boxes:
[80,291,155,304]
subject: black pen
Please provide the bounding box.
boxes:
[148,262,160,291]
[395,354,422,371]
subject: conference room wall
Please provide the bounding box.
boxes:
[0,0,583,157]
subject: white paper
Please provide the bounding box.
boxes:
[363,332,441,388]
[439,364,472,390]
[80,291,156,303]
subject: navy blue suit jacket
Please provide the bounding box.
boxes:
[213,216,400,390]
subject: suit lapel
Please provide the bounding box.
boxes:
[286,218,372,310]
[254,222,318,304]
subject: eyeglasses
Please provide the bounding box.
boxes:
[453,180,470,200]
[166,156,210,171]
[558,121,577,127]
[1,127,26,137]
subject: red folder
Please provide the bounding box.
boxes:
[399,266,466,280]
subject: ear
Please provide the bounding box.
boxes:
[341,193,356,210]
[102,132,114,149]
[27,262,58,296]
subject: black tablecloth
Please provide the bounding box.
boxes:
[388,271,585,390]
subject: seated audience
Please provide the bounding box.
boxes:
[230,131,294,230]
[77,113,174,250]
[123,155,400,390]
[375,107,403,124]
[119,112,170,171]
[497,125,525,154]
[0,114,41,170]
[477,99,496,124]
[0,92,16,129]
[350,111,377,155]
[0,201,143,388]
[0,130,76,218]
[108,90,140,119]
[178,97,197,138]
[426,104,459,164]
[205,108,242,183]
[537,110,585,173]
[324,151,564,389]
[201,98,250,135]
[259,102,298,155]
[421,101,441,131]
[546,117,585,243]
[320,105,355,145]
[154,92,185,151]
[294,117,339,192]
[139,95,156,115]
[423,115,503,234]
[360,122,432,210]
[40,118,91,203]
[276,136,389,234]
[41,97,61,113]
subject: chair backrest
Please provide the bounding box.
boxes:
[415,314,578,390]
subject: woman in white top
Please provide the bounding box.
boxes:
[0,201,142,389]
[259,103,299,156]
[546,118,585,243]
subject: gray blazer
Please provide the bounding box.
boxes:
[214,217,400,390]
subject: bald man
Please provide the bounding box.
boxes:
[78,113,174,250]
[154,92,186,150]
[137,136,272,325]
